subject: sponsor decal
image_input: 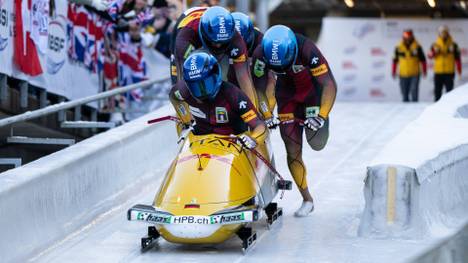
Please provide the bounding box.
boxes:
[372,60,386,68]
[134,210,252,225]
[239,100,247,109]
[372,74,385,83]
[269,39,281,66]
[173,216,210,224]
[188,55,202,79]
[310,64,328,77]
[371,47,386,56]
[241,109,257,122]
[189,106,207,119]
[210,213,245,224]
[215,107,229,123]
[305,107,320,118]
[343,87,357,96]
[292,64,305,73]
[342,61,357,70]
[232,54,246,63]
[0,5,9,51]
[136,212,172,224]
[253,59,265,77]
[230,47,239,57]
[343,74,356,82]
[343,46,357,55]
[370,88,385,98]
[234,19,241,31]
[353,23,375,39]
[47,16,67,74]
[311,56,319,65]
[216,16,229,40]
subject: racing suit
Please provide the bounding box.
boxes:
[251,34,337,189]
[227,28,276,119]
[169,81,267,146]
[170,9,258,109]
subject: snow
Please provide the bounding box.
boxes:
[28,102,445,263]
[370,84,468,171]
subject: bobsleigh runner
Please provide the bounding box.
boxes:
[127,125,292,252]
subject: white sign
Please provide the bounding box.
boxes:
[318,17,468,102]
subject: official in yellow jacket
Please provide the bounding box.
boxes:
[428,26,462,101]
[392,30,427,102]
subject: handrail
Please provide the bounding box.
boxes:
[0,77,169,128]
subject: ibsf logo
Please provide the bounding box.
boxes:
[0,5,9,51]
[270,40,281,65]
[47,16,67,74]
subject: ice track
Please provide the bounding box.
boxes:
[33,103,437,263]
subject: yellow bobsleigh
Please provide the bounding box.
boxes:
[127,131,291,251]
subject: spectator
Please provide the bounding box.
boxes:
[428,25,462,101]
[392,29,426,102]
[140,0,177,58]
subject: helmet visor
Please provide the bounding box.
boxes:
[186,73,220,100]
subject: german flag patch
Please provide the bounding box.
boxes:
[310,64,329,77]
[241,110,257,122]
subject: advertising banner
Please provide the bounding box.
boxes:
[318,17,468,102]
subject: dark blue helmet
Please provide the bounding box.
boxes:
[199,6,235,53]
[183,52,222,101]
[262,25,298,72]
[232,12,254,50]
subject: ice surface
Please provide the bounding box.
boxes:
[28,102,450,263]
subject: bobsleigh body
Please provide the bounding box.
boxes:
[128,132,281,245]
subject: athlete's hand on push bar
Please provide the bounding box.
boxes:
[304,116,325,131]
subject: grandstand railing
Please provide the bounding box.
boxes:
[0,77,169,128]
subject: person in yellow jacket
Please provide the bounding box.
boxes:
[392,30,427,102]
[428,26,462,101]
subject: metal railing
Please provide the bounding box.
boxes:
[0,77,169,128]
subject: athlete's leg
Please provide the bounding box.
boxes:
[305,118,330,151]
[279,121,314,201]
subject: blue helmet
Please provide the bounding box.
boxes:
[183,52,222,101]
[199,6,235,53]
[232,12,254,50]
[262,25,298,72]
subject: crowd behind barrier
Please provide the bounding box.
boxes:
[0,0,182,119]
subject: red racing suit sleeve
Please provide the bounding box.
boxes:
[228,86,267,145]
[230,32,259,110]
[302,38,337,119]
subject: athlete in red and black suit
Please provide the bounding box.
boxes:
[169,52,266,149]
[227,27,276,120]
[170,80,265,139]
[171,7,258,109]
[252,25,337,216]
